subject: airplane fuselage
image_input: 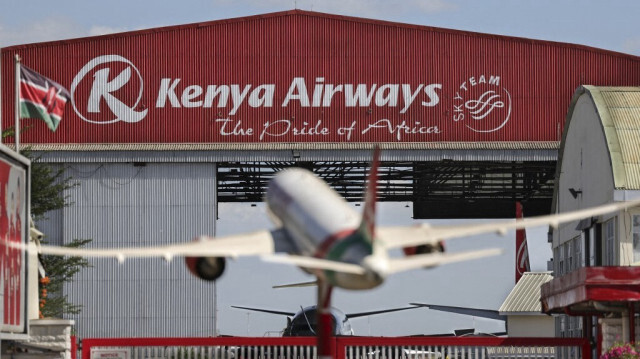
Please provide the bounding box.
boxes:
[266,168,385,289]
[284,306,353,336]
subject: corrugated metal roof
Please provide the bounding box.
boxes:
[498,272,553,314]
[581,86,640,189]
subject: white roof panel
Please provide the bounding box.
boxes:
[499,272,553,314]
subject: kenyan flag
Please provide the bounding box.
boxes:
[19,65,70,132]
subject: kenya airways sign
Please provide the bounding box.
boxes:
[66,54,512,143]
[5,12,640,145]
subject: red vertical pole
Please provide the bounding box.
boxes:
[82,339,90,359]
[317,280,334,359]
[583,315,592,359]
[71,335,77,359]
[630,303,636,343]
[334,337,345,359]
[582,316,590,339]
[597,317,603,358]
[582,337,592,359]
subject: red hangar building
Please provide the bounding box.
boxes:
[2,10,640,339]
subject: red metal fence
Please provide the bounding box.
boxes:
[81,336,591,359]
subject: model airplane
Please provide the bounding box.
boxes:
[24,149,640,291]
[231,304,416,336]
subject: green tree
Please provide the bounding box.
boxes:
[25,151,91,318]
[29,151,75,221]
[38,239,91,318]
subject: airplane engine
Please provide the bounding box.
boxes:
[402,241,445,256]
[185,256,226,281]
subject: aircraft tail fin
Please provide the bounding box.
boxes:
[358,147,380,250]
[515,202,531,284]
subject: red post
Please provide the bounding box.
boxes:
[317,281,334,359]
[334,337,345,359]
[81,339,90,359]
[597,317,603,358]
[630,303,636,343]
[71,335,77,359]
[582,334,592,359]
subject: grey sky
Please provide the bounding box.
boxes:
[2,0,636,336]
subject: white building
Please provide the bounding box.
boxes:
[499,272,554,337]
[541,86,640,355]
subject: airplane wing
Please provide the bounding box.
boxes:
[30,230,279,262]
[20,196,640,274]
[262,254,367,275]
[345,306,417,319]
[272,281,318,289]
[387,248,503,274]
[267,248,503,279]
[410,302,503,321]
[231,305,296,317]
[378,198,640,250]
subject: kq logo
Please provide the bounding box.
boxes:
[452,75,512,133]
[516,237,530,277]
[71,55,148,124]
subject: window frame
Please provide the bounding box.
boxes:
[603,217,617,266]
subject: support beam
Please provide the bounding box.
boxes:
[216,160,556,218]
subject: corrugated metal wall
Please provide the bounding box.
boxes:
[38,162,217,338]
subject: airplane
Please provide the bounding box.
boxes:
[26,148,507,291]
[26,148,640,291]
[23,148,640,290]
[230,304,417,336]
[15,148,640,359]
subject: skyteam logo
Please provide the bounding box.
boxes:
[452,75,512,133]
[71,55,148,124]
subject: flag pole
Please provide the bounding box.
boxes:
[14,54,21,154]
[0,52,2,145]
